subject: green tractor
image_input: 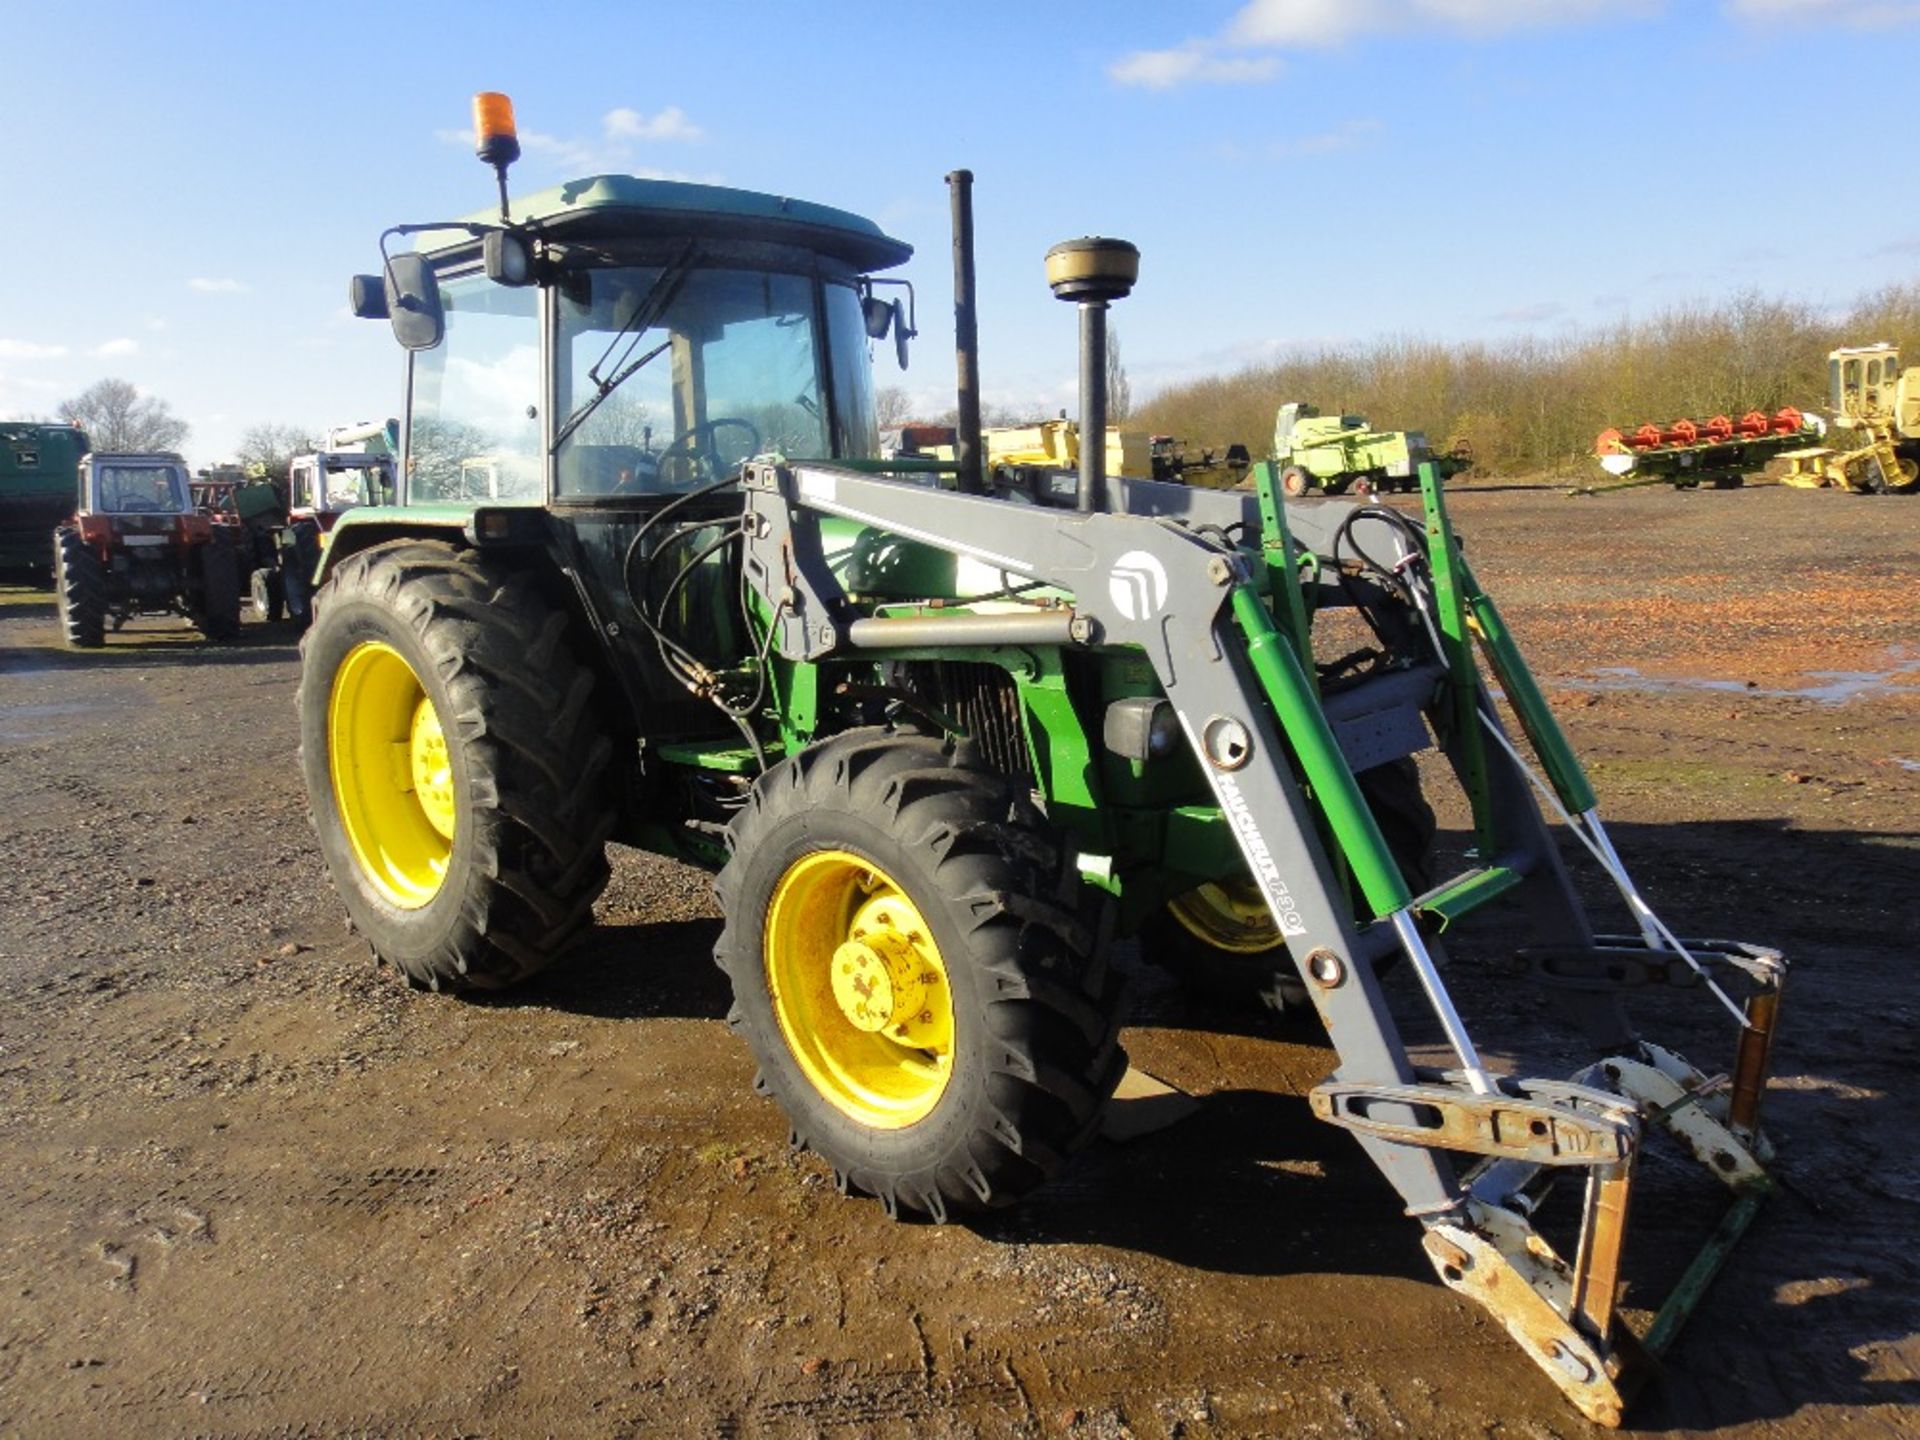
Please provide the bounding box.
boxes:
[1272,401,1471,496]
[300,95,1787,1427]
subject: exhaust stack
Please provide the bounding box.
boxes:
[947,171,984,495]
[1046,237,1139,513]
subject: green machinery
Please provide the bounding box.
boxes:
[1272,401,1471,496]
[1,421,89,572]
[299,95,1787,1427]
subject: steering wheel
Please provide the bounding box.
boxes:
[653,418,762,486]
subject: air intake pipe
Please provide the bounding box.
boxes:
[1046,237,1138,513]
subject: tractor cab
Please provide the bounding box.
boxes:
[288,451,396,528]
[1829,343,1902,422]
[85,454,194,517]
[358,175,911,511]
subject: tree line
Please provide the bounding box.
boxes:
[36,378,318,476]
[1134,283,1920,476]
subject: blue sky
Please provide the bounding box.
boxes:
[2,0,1915,463]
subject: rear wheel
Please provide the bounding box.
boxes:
[1144,756,1436,1014]
[1280,465,1314,498]
[196,533,241,641]
[297,541,615,991]
[53,528,106,648]
[714,727,1127,1221]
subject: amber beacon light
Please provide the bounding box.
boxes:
[472,91,521,221]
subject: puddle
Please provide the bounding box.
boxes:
[1563,653,1920,707]
[0,699,108,743]
[1894,759,1920,773]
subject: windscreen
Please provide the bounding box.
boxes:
[555,266,830,496]
[94,463,190,514]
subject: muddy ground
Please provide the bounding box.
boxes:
[0,483,1915,1439]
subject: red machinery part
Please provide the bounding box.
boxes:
[1663,419,1699,447]
[1631,423,1664,449]
[1737,410,1770,438]
[1703,415,1734,443]
[1772,406,1803,435]
[1595,427,1627,455]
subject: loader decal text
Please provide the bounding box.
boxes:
[1213,773,1308,937]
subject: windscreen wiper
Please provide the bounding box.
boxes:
[552,242,701,452]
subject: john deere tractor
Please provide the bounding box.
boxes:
[300,95,1789,1427]
[54,452,240,646]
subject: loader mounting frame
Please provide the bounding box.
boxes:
[734,455,1786,1427]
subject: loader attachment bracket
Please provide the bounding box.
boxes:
[1309,1078,1637,1166]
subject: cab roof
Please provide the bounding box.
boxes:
[458,174,913,273]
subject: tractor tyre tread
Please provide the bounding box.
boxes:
[53,527,106,648]
[197,531,242,641]
[297,539,614,993]
[713,725,1127,1222]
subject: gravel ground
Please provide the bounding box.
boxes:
[0,482,1916,1438]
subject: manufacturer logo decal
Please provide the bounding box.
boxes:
[1213,773,1307,937]
[1108,550,1168,621]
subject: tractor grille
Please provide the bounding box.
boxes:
[898,661,1031,783]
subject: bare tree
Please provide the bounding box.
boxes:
[875,386,915,428]
[1106,326,1133,423]
[58,378,189,453]
[236,422,320,480]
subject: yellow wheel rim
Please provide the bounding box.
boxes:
[328,641,455,909]
[1167,877,1285,955]
[765,850,955,1129]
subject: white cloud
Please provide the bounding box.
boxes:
[94,338,139,357]
[1113,0,1648,88]
[1110,43,1279,89]
[438,104,707,177]
[1727,0,1920,22]
[603,106,703,143]
[189,277,249,294]
[1231,0,1629,46]
[0,338,69,360]
[1272,118,1383,157]
[1489,302,1566,325]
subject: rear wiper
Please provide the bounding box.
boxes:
[552,242,701,452]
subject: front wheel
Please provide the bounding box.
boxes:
[251,566,285,623]
[283,521,322,628]
[714,728,1127,1221]
[54,527,106,648]
[297,541,615,991]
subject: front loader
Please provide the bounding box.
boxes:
[299,94,1787,1427]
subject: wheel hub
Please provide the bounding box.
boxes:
[407,699,456,840]
[763,851,955,1128]
[830,904,932,1033]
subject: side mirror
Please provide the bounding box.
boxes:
[348,274,389,320]
[384,253,445,351]
[892,298,911,371]
[862,294,893,340]
[484,230,534,287]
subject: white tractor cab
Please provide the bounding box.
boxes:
[263,452,395,628]
[287,451,397,531]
